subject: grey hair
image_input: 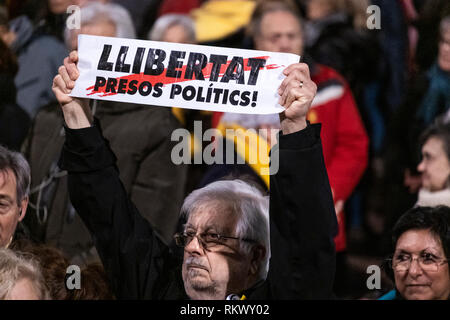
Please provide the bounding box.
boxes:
[0,249,49,300]
[64,2,136,47]
[148,14,196,42]
[181,179,270,281]
[0,145,30,205]
[440,16,450,36]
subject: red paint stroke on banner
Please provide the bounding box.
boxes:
[85,56,285,97]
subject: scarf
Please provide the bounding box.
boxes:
[415,188,450,208]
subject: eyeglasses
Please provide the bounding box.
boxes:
[174,231,256,250]
[387,253,449,272]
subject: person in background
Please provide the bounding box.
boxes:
[67,263,115,300]
[415,117,450,207]
[10,239,70,300]
[0,145,30,249]
[148,13,213,195]
[383,16,450,241]
[22,2,186,266]
[0,35,30,151]
[51,42,337,299]
[380,206,450,300]
[0,248,49,300]
[149,13,196,44]
[190,0,257,48]
[0,3,67,118]
[220,1,367,296]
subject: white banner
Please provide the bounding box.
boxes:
[70,35,300,114]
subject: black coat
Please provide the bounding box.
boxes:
[22,101,187,265]
[0,74,30,151]
[58,121,337,299]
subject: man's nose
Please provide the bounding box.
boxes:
[184,235,203,255]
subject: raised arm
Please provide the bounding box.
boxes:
[52,51,93,129]
[53,52,172,299]
[268,63,337,299]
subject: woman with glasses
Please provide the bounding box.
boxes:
[381,206,450,300]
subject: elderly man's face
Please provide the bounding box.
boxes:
[254,10,303,56]
[417,137,450,192]
[181,203,255,300]
[0,169,27,248]
[438,29,450,72]
[393,229,450,300]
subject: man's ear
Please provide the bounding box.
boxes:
[249,245,266,276]
[18,197,29,221]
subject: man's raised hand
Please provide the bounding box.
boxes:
[52,51,93,129]
[278,63,317,134]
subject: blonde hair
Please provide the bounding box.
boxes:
[0,249,49,300]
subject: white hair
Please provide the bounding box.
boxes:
[64,2,136,47]
[148,14,196,42]
[0,249,49,300]
[181,179,270,281]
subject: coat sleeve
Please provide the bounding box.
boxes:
[267,123,338,299]
[58,119,172,299]
[127,117,187,246]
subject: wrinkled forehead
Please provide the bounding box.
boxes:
[395,229,445,256]
[186,202,239,233]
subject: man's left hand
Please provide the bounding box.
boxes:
[278,63,317,134]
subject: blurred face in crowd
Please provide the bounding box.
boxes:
[181,202,259,300]
[0,169,27,248]
[254,10,304,56]
[306,0,333,20]
[162,24,194,44]
[438,27,450,72]
[417,136,450,192]
[393,229,450,300]
[0,25,16,47]
[69,18,116,51]
[7,278,41,300]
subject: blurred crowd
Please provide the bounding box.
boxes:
[0,0,449,300]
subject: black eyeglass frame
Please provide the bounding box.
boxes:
[384,256,450,272]
[174,231,256,249]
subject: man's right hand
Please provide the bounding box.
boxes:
[52,51,93,129]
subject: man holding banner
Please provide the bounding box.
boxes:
[52,38,337,299]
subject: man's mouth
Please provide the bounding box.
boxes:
[187,264,208,271]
